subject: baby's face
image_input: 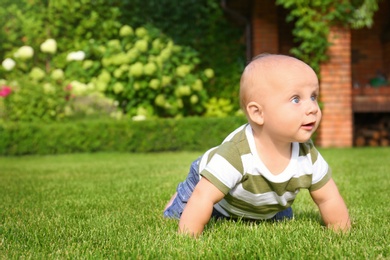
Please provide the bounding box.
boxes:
[258,61,321,143]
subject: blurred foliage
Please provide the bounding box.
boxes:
[0,0,380,122]
[0,24,216,122]
[276,0,379,73]
[0,116,248,155]
[0,0,245,114]
[1,77,68,122]
[64,25,213,118]
[0,0,122,55]
[117,0,245,101]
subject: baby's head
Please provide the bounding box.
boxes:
[240,54,321,142]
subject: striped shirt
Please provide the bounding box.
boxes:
[198,124,331,220]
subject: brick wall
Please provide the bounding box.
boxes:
[248,2,353,147]
[317,27,353,147]
[351,1,390,86]
[251,0,279,55]
[230,0,390,147]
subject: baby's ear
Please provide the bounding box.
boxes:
[246,101,264,125]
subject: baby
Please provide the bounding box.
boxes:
[163,54,351,237]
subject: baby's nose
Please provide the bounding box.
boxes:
[306,100,319,115]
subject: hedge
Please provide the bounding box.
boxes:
[0,116,247,156]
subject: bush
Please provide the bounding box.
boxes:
[0,39,121,122]
[0,116,248,155]
[0,0,121,60]
[0,0,245,117]
[119,0,245,104]
[1,77,68,122]
[65,25,213,119]
[0,24,217,122]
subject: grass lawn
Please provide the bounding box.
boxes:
[0,148,389,259]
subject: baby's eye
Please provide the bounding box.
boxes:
[291,97,300,104]
[311,95,317,101]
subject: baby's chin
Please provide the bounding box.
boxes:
[294,134,314,144]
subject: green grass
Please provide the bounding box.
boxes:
[0,148,389,259]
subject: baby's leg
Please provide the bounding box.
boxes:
[271,207,293,221]
[164,192,177,211]
[163,159,200,219]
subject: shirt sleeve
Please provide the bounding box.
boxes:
[308,143,332,191]
[200,142,244,195]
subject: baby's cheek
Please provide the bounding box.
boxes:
[317,108,322,119]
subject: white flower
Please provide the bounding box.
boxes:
[51,69,64,80]
[132,115,146,121]
[14,46,34,60]
[43,83,55,94]
[40,39,57,54]
[119,25,134,37]
[204,68,214,79]
[29,67,46,81]
[69,80,88,95]
[66,51,85,61]
[2,58,16,71]
[86,82,95,91]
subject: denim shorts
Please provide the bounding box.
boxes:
[163,158,225,219]
[163,158,293,221]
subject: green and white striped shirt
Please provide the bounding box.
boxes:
[199,124,331,220]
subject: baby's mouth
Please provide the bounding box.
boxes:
[302,122,316,130]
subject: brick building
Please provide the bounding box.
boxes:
[224,0,390,147]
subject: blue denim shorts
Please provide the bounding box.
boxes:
[163,159,293,221]
[163,159,225,219]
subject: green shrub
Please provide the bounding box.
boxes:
[0,116,248,155]
[0,0,245,116]
[1,78,68,122]
[0,0,121,61]
[65,25,213,119]
[119,0,245,104]
[0,24,217,122]
[0,39,121,122]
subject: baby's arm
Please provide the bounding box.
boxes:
[310,178,351,232]
[178,177,225,237]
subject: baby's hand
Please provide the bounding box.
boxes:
[310,178,351,232]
